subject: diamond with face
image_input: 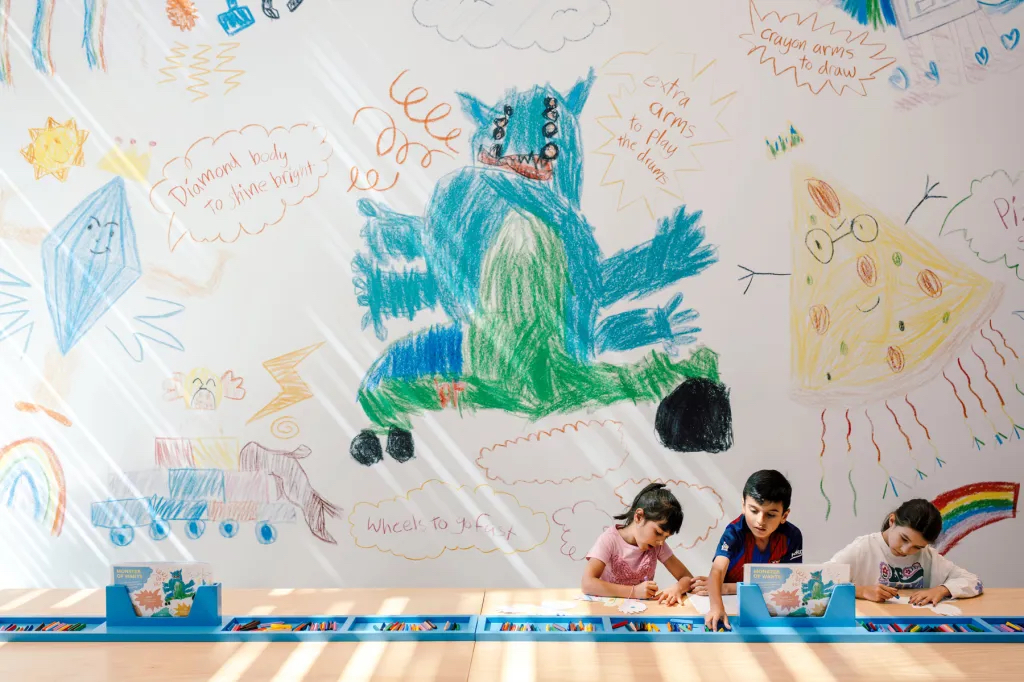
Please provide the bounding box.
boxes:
[42,177,142,354]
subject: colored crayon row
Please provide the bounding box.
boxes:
[992,622,1023,633]
[499,621,595,632]
[860,622,984,633]
[612,620,697,632]
[376,620,459,631]
[230,620,338,632]
[2,622,86,632]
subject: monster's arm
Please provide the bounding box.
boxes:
[595,206,716,353]
[599,205,717,306]
[352,200,437,341]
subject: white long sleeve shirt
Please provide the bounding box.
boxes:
[828,532,983,598]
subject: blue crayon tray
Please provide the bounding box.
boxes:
[2,581,1024,643]
[476,615,609,641]
[345,615,477,641]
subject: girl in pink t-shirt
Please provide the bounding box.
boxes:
[582,483,707,605]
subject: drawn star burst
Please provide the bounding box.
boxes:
[20,118,89,182]
[593,49,736,220]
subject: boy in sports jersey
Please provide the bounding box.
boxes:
[705,470,802,630]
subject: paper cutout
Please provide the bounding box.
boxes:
[686,594,739,615]
[888,593,962,616]
[618,599,647,614]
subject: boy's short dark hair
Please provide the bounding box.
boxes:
[742,470,792,510]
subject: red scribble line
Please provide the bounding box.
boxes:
[14,401,72,427]
[886,401,912,451]
[943,372,968,419]
[476,420,629,485]
[845,409,852,452]
[979,328,1007,365]
[904,396,931,439]
[819,409,826,458]
[958,357,987,412]
[972,346,1005,407]
[990,320,1020,360]
[865,410,881,462]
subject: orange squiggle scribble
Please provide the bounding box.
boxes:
[818,409,826,458]
[989,320,1019,360]
[845,409,852,452]
[885,400,912,451]
[348,166,399,193]
[904,396,930,439]
[14,401,72,427]
[958,357,986,412]
[972,346,1005,407]
[865,410,881,462]
[944,371,968,418]
[979,328,1006,365]
[388,69,462,152]
[354,106,452,168]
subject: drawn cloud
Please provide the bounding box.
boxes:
[614,478,725,550]
[412,0,611,52]
[551,500,613,561]
[150,123,332,250]
[348,480,550,560]
[940,170,1024,280]
[476,420,629,485]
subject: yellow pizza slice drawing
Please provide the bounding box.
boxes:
[790,165,1004,407]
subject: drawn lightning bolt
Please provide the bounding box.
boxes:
[247,342,324,423]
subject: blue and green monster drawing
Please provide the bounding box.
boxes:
[348,69,733,465]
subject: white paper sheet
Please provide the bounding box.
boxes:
[686,594,739,615]
[887,594,962,616]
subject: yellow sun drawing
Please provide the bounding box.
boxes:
[20,118,90,182]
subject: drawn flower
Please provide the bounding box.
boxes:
[134,589,164,611]
[770,588,801,610]
[172,601,192,617]
[166,0,199,31]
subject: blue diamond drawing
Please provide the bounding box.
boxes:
[42,177,142,354]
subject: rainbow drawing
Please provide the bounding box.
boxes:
[0,438,66,536]
[82,0,108,71]
[932,481,1020,555]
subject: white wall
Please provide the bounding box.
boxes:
[1,0,1021,589]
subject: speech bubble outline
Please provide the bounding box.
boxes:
[739,0,895,97]
[150,123,333,251]
[551,500,614,561]
[592,47,737,220]
[476,420,629,486]
[348,479,550,560]
[613,478,725,550]
[412,0,611,52]
[940,169,1024,281]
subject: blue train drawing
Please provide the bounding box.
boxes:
[91,438,340,546]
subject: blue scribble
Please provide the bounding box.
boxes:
[0,268,34,354]
[364,324,463,391]
[106,297,186,362]
[41,177,142,355]
[81,0,101,70]
[980,0,1024,16]
[835,0,897,29]
[168,469,226,501]
[2,469,43,520]
[217,0,256,36]
[31,0,52,73]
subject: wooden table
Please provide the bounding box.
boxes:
[0,587,1021,681]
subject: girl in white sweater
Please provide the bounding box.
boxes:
[829,499,983,604]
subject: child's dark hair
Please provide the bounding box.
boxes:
[881,499,943,543]
[613,483,683,534]
[742,470,793,510]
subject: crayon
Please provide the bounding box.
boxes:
[937,624,955,633]
[1005,622,1023,632]
[612,620,627,629]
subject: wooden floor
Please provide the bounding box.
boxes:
[1,587,1021,681]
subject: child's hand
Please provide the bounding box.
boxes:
[704,607,729,631]
[858,584,899,602]
[689,576,709,596]
[635,580,658,600]
[656,582,687,606]
[909,586,951,605]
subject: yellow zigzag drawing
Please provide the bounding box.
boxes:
[214,42,244,95]
[186,44,211,101]
[159,42,188,83]
[248,342,325,424]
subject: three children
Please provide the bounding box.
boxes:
[582,470,983,625]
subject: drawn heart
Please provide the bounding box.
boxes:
[925,61,940,83]
[888,66,910,90]
[975,46,990,66]
[1002,29,1020,51]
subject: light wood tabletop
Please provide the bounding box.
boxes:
[0,587,1020,681]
